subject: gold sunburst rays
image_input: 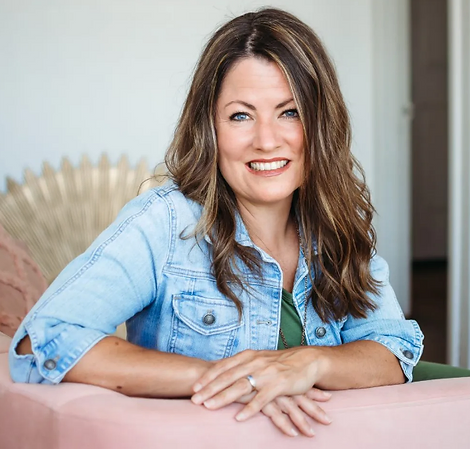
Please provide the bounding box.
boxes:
[0,154,167,285]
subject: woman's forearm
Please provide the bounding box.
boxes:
[312,340,406,390]
[17,335,212,397]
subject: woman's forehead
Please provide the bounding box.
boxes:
[217,58,294,106]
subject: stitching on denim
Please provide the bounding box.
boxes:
[222,329,237,358]
[164,194,177,266]
[162,265,278,287]
[25,359,34,383]
[410,319,425,347]
[168,310,179,353]
[152,191,173,291]
[176,294,241,308]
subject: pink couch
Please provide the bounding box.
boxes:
[1,332,470,449]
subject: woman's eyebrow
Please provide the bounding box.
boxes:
[276,98,295,109]
[224,98,294,110]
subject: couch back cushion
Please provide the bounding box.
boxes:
[0,225,47,337]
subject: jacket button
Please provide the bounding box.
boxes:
[402,349,414,360]
[202,312,216,325]
[315,327,326,338]
[44,359,57,370]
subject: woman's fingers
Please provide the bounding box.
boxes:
[235,385,333,424]
[199,383,332,438]
[261,395,327,437]
[304,387,332,402]
[261,401,300,437]
[192,365,255,405]
[262,394,332,437]
[193,350,255,393]
[293,394,332,425]
[276,396,315,437]
[235,391,256,405]
[235,384,282,421]
[201,377,255,410]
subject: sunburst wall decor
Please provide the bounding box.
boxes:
[0,154,166,286]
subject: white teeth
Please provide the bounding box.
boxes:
[249,160,288,171]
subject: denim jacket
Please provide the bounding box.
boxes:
[9,181,424,384]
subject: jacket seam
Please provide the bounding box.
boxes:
[154,189,174,290]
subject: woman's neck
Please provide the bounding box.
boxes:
[237,199,296,256]
[237,198,300,291]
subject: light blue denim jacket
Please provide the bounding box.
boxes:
[9,181,424,384]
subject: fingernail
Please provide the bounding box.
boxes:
[323,391,332,398]
[324,415,332,424]
[291,428,299,437]
[235,412,246,421]
[310,428,316,436]
[203,400,214,408]
[192,394,202,404]
[193,383,202,393]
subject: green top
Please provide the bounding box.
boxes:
[277,288,303,349]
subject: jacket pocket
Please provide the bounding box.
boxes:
[169,294,243,360]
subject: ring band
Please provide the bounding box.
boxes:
[246,374,257,391]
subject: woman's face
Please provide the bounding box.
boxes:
[215,57,304,209]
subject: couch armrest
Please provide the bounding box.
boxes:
[1,337,469,449]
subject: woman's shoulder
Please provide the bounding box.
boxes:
[118,179,203,228]
[369,253,390,281]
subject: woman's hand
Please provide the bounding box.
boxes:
[238,388,332,437]
[191,347,328,421]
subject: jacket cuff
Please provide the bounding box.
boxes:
[19,321,107,383]
[368,321,424,382]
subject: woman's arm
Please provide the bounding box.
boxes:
[17,334,331,437]
[17,334,211,397]
[313,340,405,389]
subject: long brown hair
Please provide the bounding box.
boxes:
[165,8,379,322]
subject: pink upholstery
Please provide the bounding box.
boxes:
[1,333,470,448]
[0,332,9,353]
[0,225,47,337]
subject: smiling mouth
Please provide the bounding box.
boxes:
[248,160,289,171]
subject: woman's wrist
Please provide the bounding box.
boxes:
[189,358,215,391]
[302,346,332,389]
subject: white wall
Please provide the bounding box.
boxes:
[0,0,410,310]
[448,0,470,368]
[0,0,375,188]
[372,0,412,315]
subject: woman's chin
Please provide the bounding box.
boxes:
[238,190,296,207]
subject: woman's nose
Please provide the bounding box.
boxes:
[252,120,281,151]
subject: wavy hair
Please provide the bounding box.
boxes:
[165,8,379,322]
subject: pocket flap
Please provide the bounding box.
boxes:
[172,294,242,336]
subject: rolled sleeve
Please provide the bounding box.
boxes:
[9,188,171,384]
[340,255,424,382]
[9,323,106,384]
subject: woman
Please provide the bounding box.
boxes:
[9,8,423,437]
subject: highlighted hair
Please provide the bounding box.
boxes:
[165,8,378,322]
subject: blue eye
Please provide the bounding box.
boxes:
[282,109,299,119]
[230,112,250,121]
